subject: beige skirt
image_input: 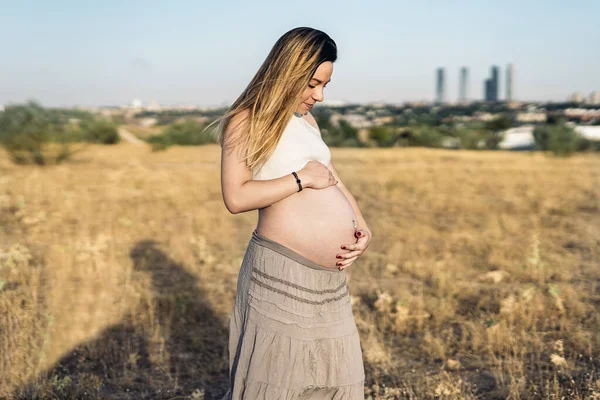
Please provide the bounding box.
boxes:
[221,229,365,399]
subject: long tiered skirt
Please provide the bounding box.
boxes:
[221,229,365,399]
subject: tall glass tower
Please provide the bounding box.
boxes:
[485,65,500,102]
[459,67,468,102]
[436,67,445,104]
[506,63,514,101]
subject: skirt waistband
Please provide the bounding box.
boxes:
[251,229,340,273]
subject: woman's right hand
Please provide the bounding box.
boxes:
[297,160,338,190]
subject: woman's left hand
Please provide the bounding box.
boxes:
[336,228,372,271]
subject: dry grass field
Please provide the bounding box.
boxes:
[0,143,599,399]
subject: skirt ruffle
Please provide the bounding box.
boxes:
[221,230,365,399]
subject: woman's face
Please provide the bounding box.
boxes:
[296,61,333,115]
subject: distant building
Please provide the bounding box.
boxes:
[574,125,600,142]
[516,112,546,123]
[564,108,600,121]
[498,126,536,150]
[373,115,394,125]
[568,92,585,103]
[321,99,348,107]
[588,91,600,105]
[459,67,468,102]
[173,104,199,110]
[131,98,142,108]
[506,64,514,101]
[484,66,500,102]
[139,117,158,127]
[331,113,372,129]
[147,99,161,111]
[493,66,500,99]
[473,111,498,121]
[436,67,445,104]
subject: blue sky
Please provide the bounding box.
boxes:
[1,0,599,107]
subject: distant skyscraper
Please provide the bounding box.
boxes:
[492,65,500,100]
[484,65,500,102]
[568,92,585,103]
[436,67,445,103]
[589,91,600,105]
[459,67,468,102]
[506,63,514,101]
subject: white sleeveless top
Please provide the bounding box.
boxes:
[252,112,331,180]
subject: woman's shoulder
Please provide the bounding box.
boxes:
[227,109,251,131]
[303,111,322,136]
[223,109,251,143]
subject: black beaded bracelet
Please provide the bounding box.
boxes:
[291,171,302,192]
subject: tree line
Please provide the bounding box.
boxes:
[1,101,596,166]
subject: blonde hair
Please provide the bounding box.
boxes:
[204,27,337,174]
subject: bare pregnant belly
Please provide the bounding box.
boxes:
[256,185,358,270]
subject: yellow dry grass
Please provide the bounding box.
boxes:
[0,144,599,399]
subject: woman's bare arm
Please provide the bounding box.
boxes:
[221,111,307,214]
[327,161,371,235]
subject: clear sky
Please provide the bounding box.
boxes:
[1,0,599,107]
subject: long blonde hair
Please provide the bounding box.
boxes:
[204,27,337,174]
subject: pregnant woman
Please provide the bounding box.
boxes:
[212,27,373,399]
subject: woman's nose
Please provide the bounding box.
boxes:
[313,90,324,102]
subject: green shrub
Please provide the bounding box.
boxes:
[80,119,120,144]
[0,101,85,165]
[405,126,444,148]
[369,126,397,147]
[485,114,513,131]
[533,126,552,150]
[451,128,501,150]
[145,120,215,151]
[548,125,580,157]
[452,128,482,149]
[322,119,365,148]
[483,132,503,150]
[534,124,580,157]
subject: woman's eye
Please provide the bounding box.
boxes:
[308,84,316,88]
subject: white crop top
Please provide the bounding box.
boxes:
[252,112,331,180]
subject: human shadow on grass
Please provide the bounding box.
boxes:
[18,239,230,399]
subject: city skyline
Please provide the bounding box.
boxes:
[1,0,599,108]
[435,64,513,103]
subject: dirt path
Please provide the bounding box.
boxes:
[117,127,146,145]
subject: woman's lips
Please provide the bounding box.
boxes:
[305,103,313,109]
